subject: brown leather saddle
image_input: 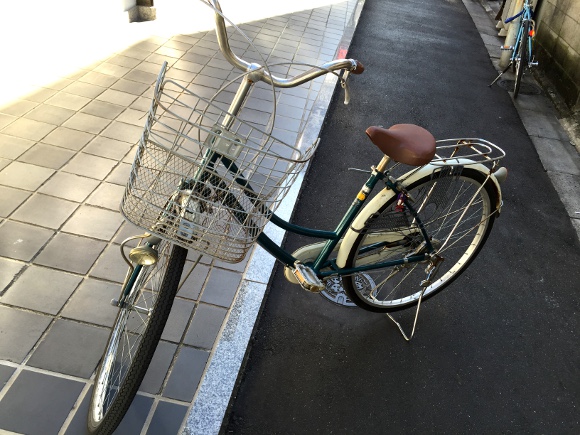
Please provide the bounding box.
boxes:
[365,124,436,166]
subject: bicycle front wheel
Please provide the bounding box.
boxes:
[87,240,187,435]
[514,20,529,98]
[343,168,498,313]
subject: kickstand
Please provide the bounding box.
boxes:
[489,61,513,87]
[385,286,426,342]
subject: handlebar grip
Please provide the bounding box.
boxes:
[352,60,365,74]
[505,10,523,23]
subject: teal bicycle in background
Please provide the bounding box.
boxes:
[490,0,538,98]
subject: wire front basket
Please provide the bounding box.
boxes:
[121,64,317,263]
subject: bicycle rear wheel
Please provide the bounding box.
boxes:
[343,168,498,313]
[87,240,187,435]
[513,20,529,99]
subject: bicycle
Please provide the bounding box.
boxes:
[490,0,538,98]
[87,1,508,433]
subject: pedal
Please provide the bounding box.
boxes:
[292,262,325,293]
[500,45,513,51]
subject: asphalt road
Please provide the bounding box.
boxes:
[223,0,580,433]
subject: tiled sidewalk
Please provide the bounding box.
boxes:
[0,1,362,434]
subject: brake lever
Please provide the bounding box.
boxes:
[341,70,351,105]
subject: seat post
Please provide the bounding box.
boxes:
[376,155,391,174]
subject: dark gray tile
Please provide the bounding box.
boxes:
[27,319,109,378]
[113,394,154,435]
[176,263,210,300]
[0,185,30,218]
[38,172,100,202]
[139,340,177,394]
[84,135,133,160]
[18,143,75,169]
[0,305,52,362]
[35,233,106,274]
[24,104,75,125]
[161,299,195,343]
[86,182,125,210]
[146,401,188,435]
[61,278,120,327]
[200,268,241,308]
[62,205,123,240]
[0,257,25,292]
[1,265,82,315]
[162,346,209,402]
[0,161,55,191]
[0,220,54,261]
[183,303,227,350]
[63,387,92,435]
[0,370,84,435]
[0,133,35,159]
[62,153,117,179]
[90,243,131,283]
[0,364,15,390]
[10,194,78,229]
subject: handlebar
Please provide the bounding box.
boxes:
[207,0,364,88]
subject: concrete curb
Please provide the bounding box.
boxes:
[182,1,367,433]
[462,0,580,243]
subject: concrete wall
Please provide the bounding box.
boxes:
[535,0,580,110]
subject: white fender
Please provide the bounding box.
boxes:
[335,160,504,268]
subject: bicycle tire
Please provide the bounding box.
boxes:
[513,20,529,99]
[342,168,498,313]
[87,241,187,435]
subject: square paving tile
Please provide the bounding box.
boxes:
[42,126,95,151]
[124,69,158,85]
[35,233,106,274]
[90,243,131,283]
[0,220,54,261]
[115,108,149,127]
[183,303,227,350]
[0,134,32,159]
[100,121,142,144]
[62,112,111,134]
[0,185,30,218]
[79,70,119,87]
[200,268,242,308]
[1,117,56,141]
[86,182,125,210]
[11,193,78,229]
[46,91,91,111]
[111,79,151,96]
[23,87,58,103]
[146,401,189,435]
[0,99,38,117]
[18,143,75,169]
[1,265,82,315]
[97,89,138,107]
[114,394,155,435]
[83,135,133,160]
[108,54,142,68]
[62,205,123,240]
[176,263,210,300]
[0,364,15,390]
[27,319,109,378]
[106,162,133,185]
[0,305,52,362]
[62,153,117,179]
[23,103,76,125]
[38,172,100,202]
[81,99,126,119]
[162,345,209,402]
[63,387,92,435]
[61,278,120,327]
[94,62,130,78]
[62,81,106,99]
[0,161,55,191]
[0,370,84,435]
[161,299,195,343]
[0,257,25,292]
[139,340,178,394]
